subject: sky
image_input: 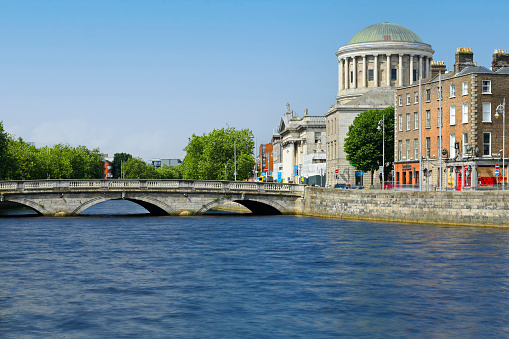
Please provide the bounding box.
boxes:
[1,0,507,161]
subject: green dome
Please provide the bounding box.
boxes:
[347,22,423,45]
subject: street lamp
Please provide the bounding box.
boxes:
[234,139,237,181]
[495,98,506,190]
[378,115,385,190]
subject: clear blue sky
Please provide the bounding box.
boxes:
[1,0,507,160]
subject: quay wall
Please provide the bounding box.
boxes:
[303,187,509,227]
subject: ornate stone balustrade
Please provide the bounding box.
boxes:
[0,179,304,195]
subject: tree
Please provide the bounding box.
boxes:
[156,164,182,179]
[123,157,155,179]
[0,122,9,179]
[113,153,132,179]
[182,127,255,180]
[344,107,395,185]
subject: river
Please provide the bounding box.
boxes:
[1,201,509,337]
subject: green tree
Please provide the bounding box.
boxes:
[0,122,9,179]
[344,107,395,185]
[156,164,182,179]
[124,157,157,179]
[182,127,255,180]
[113,153,132,179]
[6,138,41,180]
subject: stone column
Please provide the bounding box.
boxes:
[362,55,367,87]
[398,54,403,87]
[424,57,430,78]
[410,54,414,84]
[338,58,343,92]
[419,55,423,80]
[352,56,357,88]
[374,54,378,87]
[386,54,391,87]
[344,57,349,90]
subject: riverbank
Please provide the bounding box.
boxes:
[303,187,509,227]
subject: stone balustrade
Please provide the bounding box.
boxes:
[0,179,304,195]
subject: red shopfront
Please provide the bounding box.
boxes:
[394,163,419,187]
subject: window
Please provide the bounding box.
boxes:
[406,139,410,160]
[350,71,353,83]
[450,105,456,125]
[438,86,442,100]
[437,108,442,127]
[368,69,374,81]
[406,113,411,130]
[450,84,456,98]
[414,92,419,104]
[414,112,419,129]
[450,134,456,158]
[483,102,492,122]
[426,89,431,101]
[398,95,402,106]
[398,140,402,161]
[462,133,468,155]
[315,132,321,143]
[462,81,468,95]
[462,103,468,123]
[425,110,431,128]
[398,114,403,131]
[483,132,491,156]
[406,93,411,105]
[482,80,491,94]
[414,139,419,159]
[391,69,397,81]
[413,70,417,82]
[426,137,431,158]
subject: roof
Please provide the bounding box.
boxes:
[496,67,509,74]
[347,22,423,45]
[456,66,494,76]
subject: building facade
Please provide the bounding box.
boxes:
[326,22,434,187]
[394,48,509,190]
[275,104,326,184]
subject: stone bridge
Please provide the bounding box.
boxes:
[0,179,305,217]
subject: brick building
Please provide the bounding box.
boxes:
[394,48,509,190]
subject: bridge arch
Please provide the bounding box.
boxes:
[71,195,176,216]
[197,196,286,215]
[3,197,47,215]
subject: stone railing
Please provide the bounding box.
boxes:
[0,179,305,195]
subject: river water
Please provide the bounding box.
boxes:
[1,201,509,338]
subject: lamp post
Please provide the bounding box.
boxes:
[234,139,237,181]
[495,98,506,190]
[378,115,385,190]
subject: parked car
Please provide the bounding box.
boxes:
[334,183,349,189]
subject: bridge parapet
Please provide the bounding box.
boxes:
[0,179,304,195]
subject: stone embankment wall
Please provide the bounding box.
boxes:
[303,187,509,227]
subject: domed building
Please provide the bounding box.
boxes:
[326,22,434,186]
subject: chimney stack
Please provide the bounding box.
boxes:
[454,47,474,74]
[492,49,509,71]
[430,60,447,79]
